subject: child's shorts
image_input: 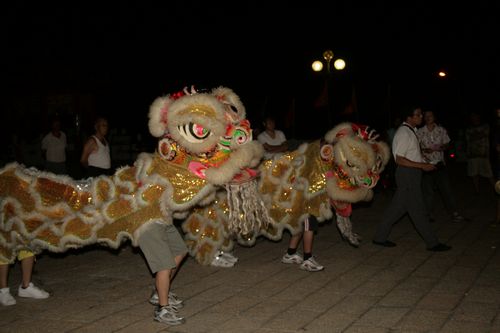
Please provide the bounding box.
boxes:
[138,221,188,274]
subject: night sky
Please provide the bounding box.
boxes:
[2,1,500,140]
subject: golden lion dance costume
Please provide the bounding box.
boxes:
[0,86,271,264]
[183,122,391,265]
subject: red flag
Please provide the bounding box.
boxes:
[314,81,329,108]
[342,86,357,116]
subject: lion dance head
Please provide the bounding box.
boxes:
[148,86,271,234]
[322,122,391,204]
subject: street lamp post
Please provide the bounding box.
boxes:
[312,49,346,128]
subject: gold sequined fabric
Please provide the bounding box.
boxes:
[182,140,333,262]
[0,153,212,263]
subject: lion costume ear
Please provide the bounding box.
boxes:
[148,96,174,138]
[211,86,246,120]
[324,122,354,144]
[374,140,391,171]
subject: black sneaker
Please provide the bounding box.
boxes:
[427,243,451,252]
[372,240,396,247]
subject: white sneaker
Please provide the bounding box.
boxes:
[281,253,303,264]
[18,282,49,299]
[154,305,185,325]
[0,288,16,306]
[217,251,238,263]
[300,257,324,272]
[452,212,467,223]
[210,254,235,268]
[167,292,183,307]
[149,290,184,308]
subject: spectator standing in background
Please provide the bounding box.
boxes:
[465,112,495,193]
[41,117,67,175]
[80,116,112,177]
[417,110,466,223]
[257,115,288,160]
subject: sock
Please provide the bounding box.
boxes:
[303,252,312,261]
[287,248,297,255]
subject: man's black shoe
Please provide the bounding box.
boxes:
[372,240,396,247]
[427,243,451,252]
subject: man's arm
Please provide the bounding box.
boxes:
[263,141,288,153]
[80,138,96,167]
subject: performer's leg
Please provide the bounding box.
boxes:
[299,216,323,271]
[170,252,187,281]
[288,232,303,252]
[156,268,172,306]
[303,231,313,255]
[302,216,318,259]
[0,263,16,306]
[281,232,304,265]
[0,264,8,289]
[20,255,35,288]
[17,251,49,299]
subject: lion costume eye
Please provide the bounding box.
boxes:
[233,128,249,145]
[178,123,211,143]
[320,144,334,162]
[228,104,238,114]
[372,156,383,172]
[346,160,359,171]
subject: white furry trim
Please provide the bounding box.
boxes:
[112,166,136,193]
[325,178,372,203]
[318,202,333,221]
[204,141,261,185]
[376,141,391,172]
[324,122,354,143]
[90,176,117,207]
[0,162,19,173]
[211,86,246,120]
[248,142,264,167]
[334,138,376,174]
[148,96,172,137]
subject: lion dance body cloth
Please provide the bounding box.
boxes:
[183,122,391,265]
[0,86,270,264]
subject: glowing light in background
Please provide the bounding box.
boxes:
[312,61,324,72]
[334,59,346,70]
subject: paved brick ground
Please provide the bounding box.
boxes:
[1,163,499,332]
